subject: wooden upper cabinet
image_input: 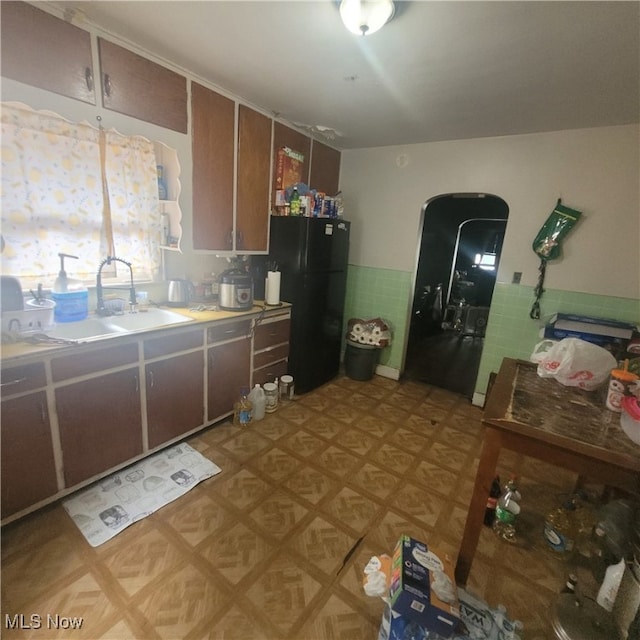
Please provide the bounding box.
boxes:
[1,1,96,104]
[98,38,187,133]
[271,122,311,208]
[310,140,341,196]
[236,105,272,252]
[191,82,235,251]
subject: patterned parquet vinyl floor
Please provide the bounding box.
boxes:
[2,373,583,639]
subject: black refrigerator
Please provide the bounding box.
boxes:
[255,216,350,394]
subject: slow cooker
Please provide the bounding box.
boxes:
[218,269,253,311]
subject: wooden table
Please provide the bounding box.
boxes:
[454,357,640,586]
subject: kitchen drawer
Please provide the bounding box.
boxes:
[253,343,289,370]
[253,318,290,351]
[253,360,289,387]
[207,320,251,344]
[144,328,203,359]
[1,361,46,395]
[52,343,138,381]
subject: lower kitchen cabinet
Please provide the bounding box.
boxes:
[207,338,251,422]
[1,307,291,522]
[146,350,205,449]
[56,368,143,487]
[1,391,58,519]
[252,315,290,386]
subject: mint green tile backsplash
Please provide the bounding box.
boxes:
[344,268,639,395]
[344,265,411,369]
[476,283,640,396]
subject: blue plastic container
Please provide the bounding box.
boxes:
[52,290,88,322]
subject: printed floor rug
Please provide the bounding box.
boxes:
[63,443,221,547]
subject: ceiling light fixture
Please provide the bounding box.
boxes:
[339,0,395,36]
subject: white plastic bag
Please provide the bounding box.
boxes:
[531,337,616,390]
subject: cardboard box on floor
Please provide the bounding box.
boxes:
[388,535,460,637]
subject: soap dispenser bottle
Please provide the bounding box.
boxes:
[52,253,88,322]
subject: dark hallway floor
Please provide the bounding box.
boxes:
[403,330,484,398]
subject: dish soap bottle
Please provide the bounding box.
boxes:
[52,253,88,323]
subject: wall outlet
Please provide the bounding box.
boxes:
[512,271,522,284]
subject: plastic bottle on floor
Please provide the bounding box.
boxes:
[493,474,521,543]
[248,384,266,420]
[233,387,253,427]
[543,496,577,556]
[484,475,502,526]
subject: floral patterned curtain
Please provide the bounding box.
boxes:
[1,102,162,287]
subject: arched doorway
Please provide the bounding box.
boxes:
[404,193,509,397]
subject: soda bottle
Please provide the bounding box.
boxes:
[493,474,521,542]
[484,475,502,527]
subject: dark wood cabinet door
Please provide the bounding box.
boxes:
[56,369,143,487]
[236,105,272,252]
[191,82,235,251]
[98,38,187,133]
[309,140,341,196]
[146,351,204,449]
[271,122,311,208]
[1,392,58,519]
[1,1,95,104]
[207,339,251,421]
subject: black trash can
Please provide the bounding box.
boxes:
[344,340,380,381]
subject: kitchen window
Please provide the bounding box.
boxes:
[0,102,162,289]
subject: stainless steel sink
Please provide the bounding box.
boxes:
[103,308,193,332]
[44,308,193,342]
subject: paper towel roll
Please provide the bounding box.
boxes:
[266,271,281,305]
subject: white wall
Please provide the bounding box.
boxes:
[340,124,640,299]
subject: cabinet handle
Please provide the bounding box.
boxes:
[225,229,233,249]
[85,67,94,92]
[236,230,243,249]
[134,374,139,392]
[103,73,112,97]
[148,370,154,388]
[0,377,27,388]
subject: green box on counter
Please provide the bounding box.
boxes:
[389,535,460,637]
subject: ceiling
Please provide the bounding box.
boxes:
[49,1,639,150]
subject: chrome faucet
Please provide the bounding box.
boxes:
[96,256,137,316]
